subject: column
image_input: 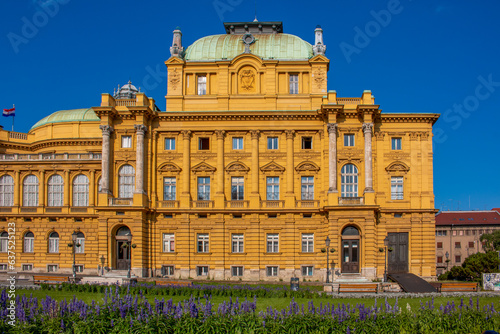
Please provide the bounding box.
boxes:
[215,130,225,207]
[250,130,260,207]
[99,125,113,194]
[180,130,191,208]
[89,169,95,206]
[285,130,295,207]
[64,170,70,206]
[13,171,20,206]
[363,123,374,192]
[39,170,45,207]
[134,124,147,194]
[327,123,338,192]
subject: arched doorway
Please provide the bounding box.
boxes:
[115,226,131,270]
[341,226,360,273]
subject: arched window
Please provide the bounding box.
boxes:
[341,164,358,197]
[116,226,131,236]
[118,165,135,198]
[24,232,34,253]
[72,174,89,207]
[48,232,59,253]
[75,232,85,254]
[47,174,64,207]
[342,226,360,236]
[0,175,14,207]
[0,232,8,252]
[23,175,39,207]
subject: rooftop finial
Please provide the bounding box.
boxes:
[170,27,184,58]
[313,25,326,56]
[254,0,258,22]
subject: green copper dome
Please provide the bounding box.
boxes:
[30,108,99,130]
[184,34,313,61]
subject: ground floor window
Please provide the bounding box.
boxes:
[197,266,209,276]
[266,266,278,277]
[302,266,314,276]
[47,264,58,272]
[162,265,174,276]
[22,264,33,271]
[231,266,244,277]
[74,265,84,273]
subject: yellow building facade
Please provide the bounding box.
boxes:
[0,21,439,281]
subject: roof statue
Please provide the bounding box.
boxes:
[113,80,139,99]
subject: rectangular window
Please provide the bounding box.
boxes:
[266,177,280,200]
[267,137,278,150]
[197,234,209,253]
[267,234,279,253]
[199,137,210,150]
[74,265,84,273]
[22,264,33,271]
[266,266,278,276]
[162,265,174,276]
[344,134,355,147]
[121,136,132,148]
[302,137,312,149]
[289,74,299,94]
[437,256,443,263]
[0,236,7,253]
[391,177,404,200]
[197,75,207,95]
[232,266,244,277]
[49,238,59,253]
[231,177,244,200]
[468,241,475,248]
[302,266,313,276]
[301,233,314,253]
[452,230,457,236]
[232,137,243,150]
[301,176,314,200]
[164,177,176,201]
[47,264,58,272]
[459,230,464,236]
[442,230,447,236]
[197,266,209,276]
[391,137,402,150]
[437,242,443,249]
[24,237,34,253]
[197,177,210,200]
[0,264,7,271]
[472,230,476,235]
[455,242,461,249]
[75,237,85,254]
[232,234,244,253]
[465,230,471,236]
[165,138,176,150]
[455,255,461,263]
[163,233,175,253]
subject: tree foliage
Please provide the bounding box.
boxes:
[480,230,500,252]
[438,251,500,282]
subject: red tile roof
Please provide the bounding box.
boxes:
[435,210,500,226]
[493,208,500,214]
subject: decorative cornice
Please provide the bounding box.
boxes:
[191,161,216,174]
[386,161,410,174]
[295,161,320,173]
[260,161,285,173]
[225,161,250,173]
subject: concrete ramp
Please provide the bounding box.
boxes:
[388,273,437,293]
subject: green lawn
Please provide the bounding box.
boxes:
[13,288,500,313]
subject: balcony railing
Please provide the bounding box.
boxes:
[115,99,136,106]
[261,200,285,208]
[225,200,249,208]
[9,132,27,140]
[337,97,361,105]
[338,197,364,205]
[109,198,133,206]
[0,153,101,161]
[295,200,319,208]
[192,200,214,208]
[159,200,179,208]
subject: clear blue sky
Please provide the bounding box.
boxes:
[1,0,499,211]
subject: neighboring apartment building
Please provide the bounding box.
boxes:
[0,21,439,280]
[435,209,500,275]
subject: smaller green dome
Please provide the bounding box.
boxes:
[30,108,99,130]
[185,34,313,61]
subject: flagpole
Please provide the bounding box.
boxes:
[11,104,14,132]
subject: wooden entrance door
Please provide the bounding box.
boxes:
[387,232,408,273]
[116,240,130,270]
[341,240,360,273]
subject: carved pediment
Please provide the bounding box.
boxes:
[158,162,181,173]
[225,161,250,173]
[385,161,410,173]
[260,161,285,173]
[295,161,320,173]
[192,162,216,173]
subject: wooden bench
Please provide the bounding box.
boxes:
[155,281,192,287]
[338,283,378,294]
[33,275,70,285]
[439,282,478,292]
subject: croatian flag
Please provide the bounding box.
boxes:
[2,107,15,117]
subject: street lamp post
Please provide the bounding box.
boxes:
[383,236,389,283]
[126,233,133,279]
[445,251,450,271]
[71,231,78,280]
[100,255,105,276]
[325,236,331,283]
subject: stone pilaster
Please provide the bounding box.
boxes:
[362,123,374,197]
[180,130,191,208]
[215,130,225,208]
[327,123,338,193]
[13,171,19,206]
[39,170,45,207]
[99,125,113,195]
[250,130,260,208]
[134,124,147,195]
[89,169,95,206]
[285,130,295,207]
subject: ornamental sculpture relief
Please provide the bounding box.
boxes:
[239,69,255,92]
[169,69,181,90]
[314,68,326,89]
